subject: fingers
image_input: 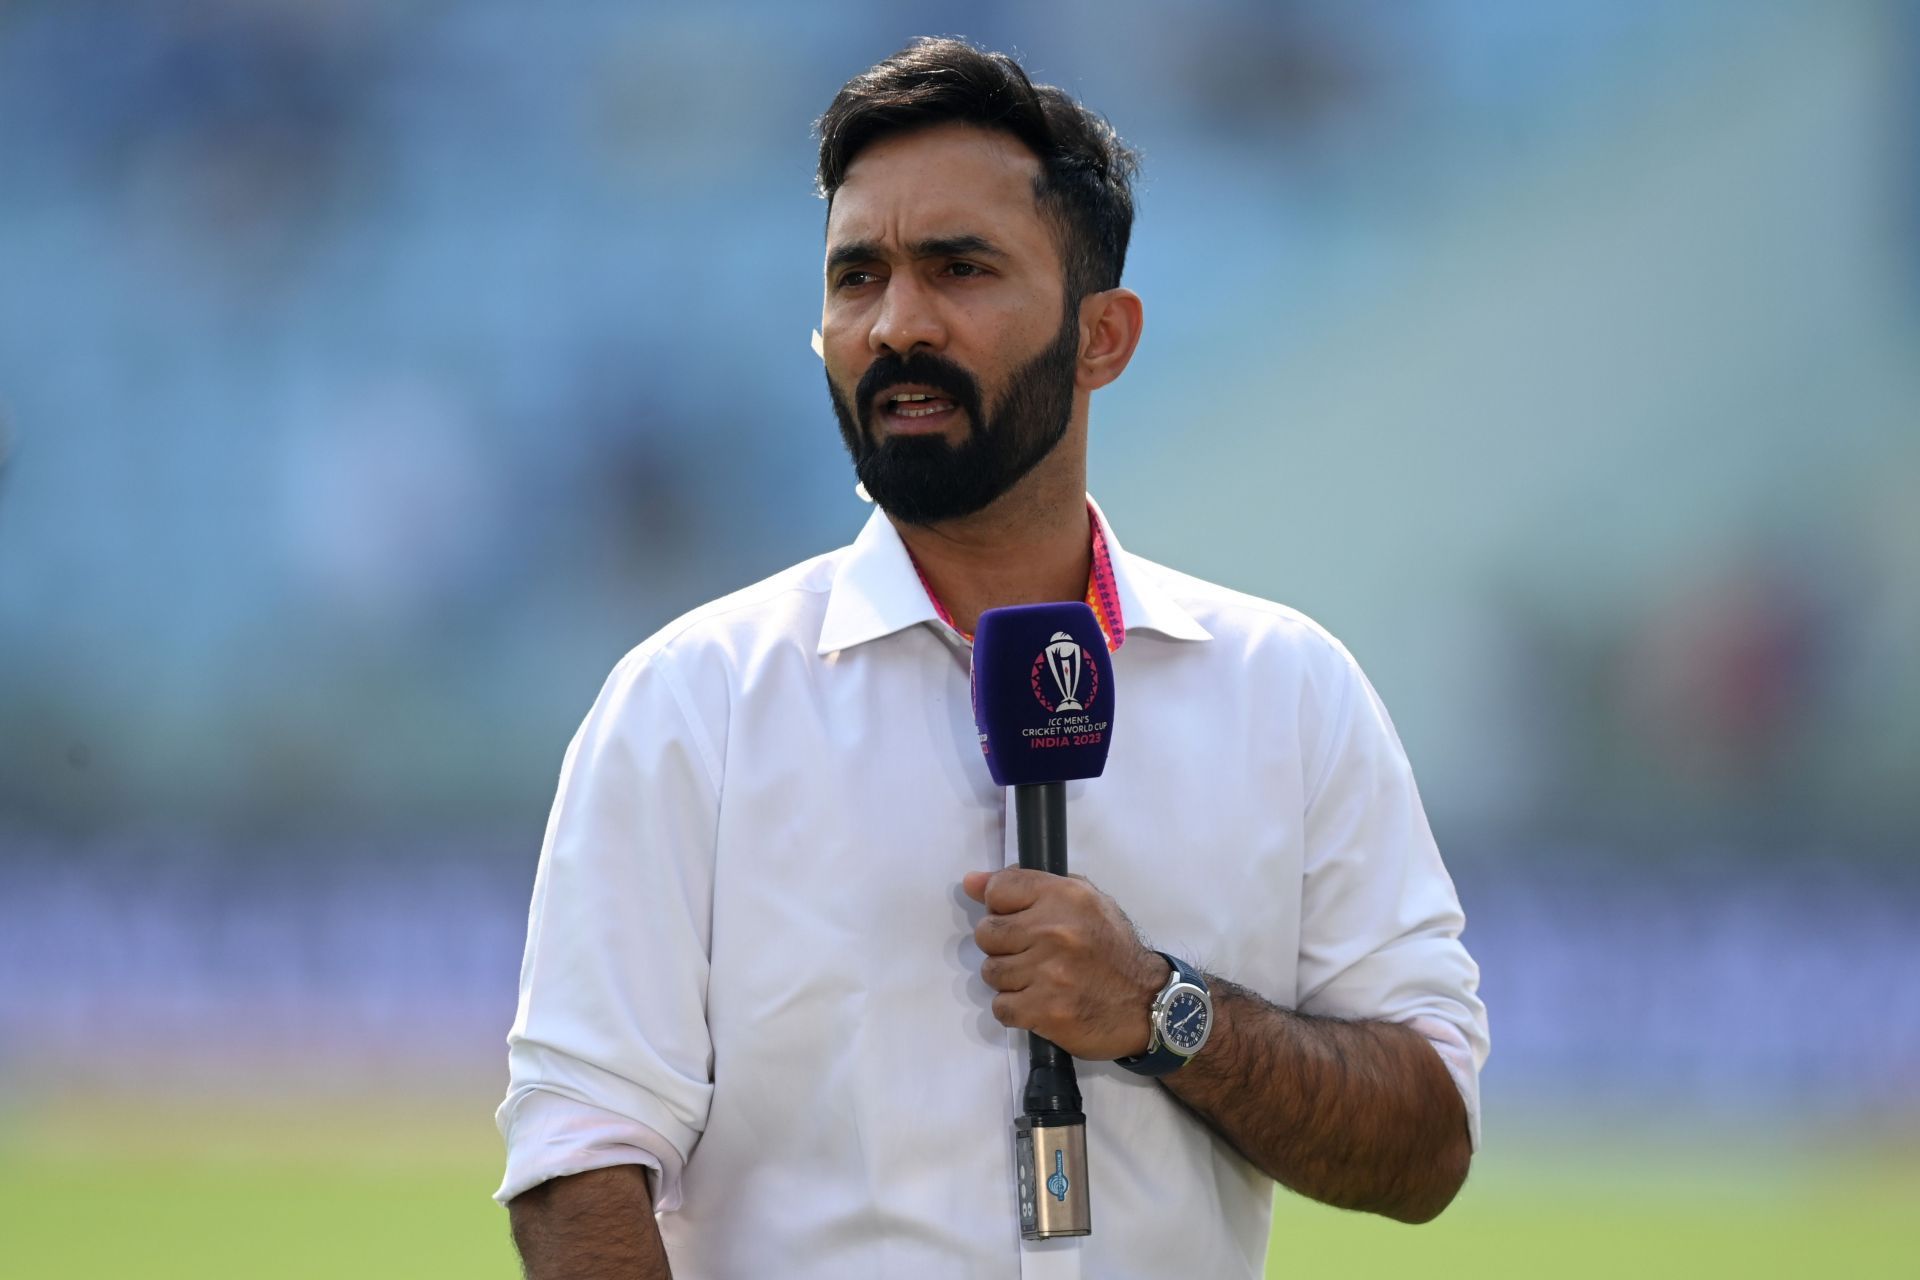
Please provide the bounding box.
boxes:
[963,871,1160,1058]
[989,986,1085,1037]
[977,868,1049,913]
[973,910,1024,956]
[978,953,1031,992]
[969,870,1099,957]
[965,868,1055,959]
[991,991,1028,1030]
[964,868,1078,912]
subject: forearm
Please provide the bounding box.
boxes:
[1163,978,1471,1223]
[508,1164,672,1280]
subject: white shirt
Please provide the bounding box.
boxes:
[496,500,1488,1280]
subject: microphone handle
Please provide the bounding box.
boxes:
[1015,780,1069,876]
[1014,782,1082,1120]
[1011,780,1091,1239]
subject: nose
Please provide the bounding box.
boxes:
[867,273,946,358]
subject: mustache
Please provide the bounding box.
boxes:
[854,352,982,429]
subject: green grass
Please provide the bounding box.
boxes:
[3,1094,1913,1278]
[7,1159,517,1279]
[1264,1137,1916,1279]
[1,1094,519,1280]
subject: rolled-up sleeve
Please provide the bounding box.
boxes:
[495,649,721,1209]
[1293,645,1489,1150]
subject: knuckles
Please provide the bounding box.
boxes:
[974,874,1138,1049]
[982,870,1041,913]
[979,956,1017,991]
[973,915,1023,954]
[983,869,1098,914]
[1032,918,1085,952]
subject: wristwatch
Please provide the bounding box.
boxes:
[1116,952,1212,1077]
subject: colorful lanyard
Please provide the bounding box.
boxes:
[909,502,1126,652]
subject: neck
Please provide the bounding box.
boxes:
[889,420,1090,636]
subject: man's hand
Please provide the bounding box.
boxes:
[961,867,1168,1060]
[962,870,1472,1224]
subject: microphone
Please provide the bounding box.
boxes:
[971,601,1116,1241]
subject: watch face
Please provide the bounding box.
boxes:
[1162,988,1209,1054]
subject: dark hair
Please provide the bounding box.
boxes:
[816,37,1140,301]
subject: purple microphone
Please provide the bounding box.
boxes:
[971,602,1115,787]
[970,602,1115,1241]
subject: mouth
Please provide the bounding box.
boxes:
[873,384,963,434]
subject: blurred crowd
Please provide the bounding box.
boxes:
[1,2,1917,1109]
[3,0,1914,843]
[4,834,1914,1116]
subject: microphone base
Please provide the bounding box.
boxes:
[1014,1116,1091,1239]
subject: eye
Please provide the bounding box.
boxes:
[835,269,878,290]
[945,261,988,279]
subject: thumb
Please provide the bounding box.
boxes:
[961,870,993,903]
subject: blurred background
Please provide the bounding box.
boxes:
[2,0,1915,1275]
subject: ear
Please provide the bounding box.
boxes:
[1074,288,1144,393]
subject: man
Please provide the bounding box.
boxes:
[498,38,1486,1279]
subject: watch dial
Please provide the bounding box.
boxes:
[1164,990,1208,1052]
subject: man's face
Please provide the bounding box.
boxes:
[821,123,1081,525]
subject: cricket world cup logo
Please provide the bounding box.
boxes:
[1030,631,1099,713]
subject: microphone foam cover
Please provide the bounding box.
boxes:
[971,602,1115,787]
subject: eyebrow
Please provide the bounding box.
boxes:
[824,234,1010,277]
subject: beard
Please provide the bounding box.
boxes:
[826,298,1079,526]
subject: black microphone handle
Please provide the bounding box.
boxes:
[1015,780,1069,876]
[1014,782,1083,1121]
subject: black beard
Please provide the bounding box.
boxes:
[827,300,1079,525]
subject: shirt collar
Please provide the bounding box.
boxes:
[815,506,941,655]
[816,496,1212,655]
[1089,496,1213,645]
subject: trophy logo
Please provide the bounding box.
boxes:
[1029,630,1100,714]
[1045,632,1083,710]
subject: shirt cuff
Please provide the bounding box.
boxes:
[1405,1014,1482,1152]
[495,1088,688,1211]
